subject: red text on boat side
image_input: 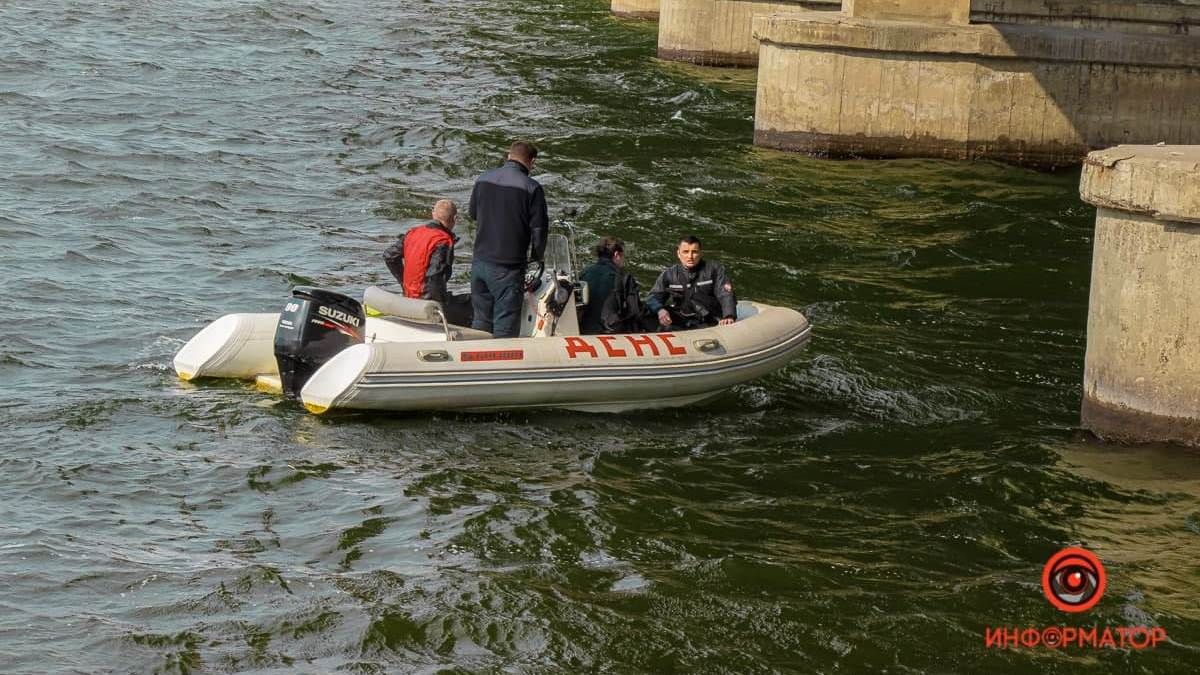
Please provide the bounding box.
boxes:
[461,349,525,362]
[564,334,687,359]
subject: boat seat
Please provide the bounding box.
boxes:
[364,286,443,324]
[364,286,494,341]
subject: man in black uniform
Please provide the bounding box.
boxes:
[646,235,737,329]
[467,140,549,338]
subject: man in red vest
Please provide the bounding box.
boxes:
[383,199,473,326]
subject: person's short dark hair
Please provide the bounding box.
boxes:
[509,140,539,163]
[679,235,702,248]
[594,236,624,259]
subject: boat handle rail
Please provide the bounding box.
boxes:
[435,307,451,341]
[693,338,722,353]
[417,349,451,362]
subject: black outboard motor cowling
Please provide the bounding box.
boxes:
[274,287,365,398]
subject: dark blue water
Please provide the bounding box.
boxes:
[2,1,1198,672]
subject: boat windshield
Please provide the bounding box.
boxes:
[544,233,572,279]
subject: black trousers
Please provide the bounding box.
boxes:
[441,292,474,327]
[470,260,524,337]
[663,307,716,331]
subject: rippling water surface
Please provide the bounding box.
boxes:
[2,1,1198,672]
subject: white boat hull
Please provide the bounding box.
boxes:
[174,300,811,414]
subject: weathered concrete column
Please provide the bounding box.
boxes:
[612,0,662,19]
[847,0,970,24]
[1080,145,1200,446]
[972,0,1200,35]
[658,0,840,66]
[753,11,1200,167]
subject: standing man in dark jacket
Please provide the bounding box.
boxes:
[646,235,737,329]
[383,199,473,326]
[467,140,549,337]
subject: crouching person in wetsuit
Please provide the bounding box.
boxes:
[646,235,737,330]
[578,236,652,334]
[383,199,473,326]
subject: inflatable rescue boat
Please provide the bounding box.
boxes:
[173,233,811,414]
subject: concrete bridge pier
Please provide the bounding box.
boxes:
[752,0,1200,167]
[657,0,840,66]
[1080,145,1200,446]
[612,0,662,19]
[655,1,1200,70]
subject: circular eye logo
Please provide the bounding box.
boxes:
[1042,547,1106,613]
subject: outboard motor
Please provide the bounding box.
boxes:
[273,287,365,399]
